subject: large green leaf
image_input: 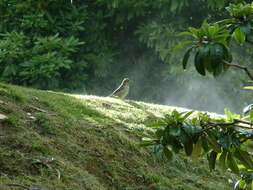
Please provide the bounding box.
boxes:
[184,139,194,156]
[221,44,232,71]
[209,43,224,76]
[194,50,206,76]
[169,125,181,137]
[182,122,195,136]
[210,43,224,63]
[199,45,212,72]
[163,146,173,161]
[161,127,172,145]
[234,149,253,169]
[201,20,211,37]
[178,129,189,144]
[206,133,222,153]
[155,129,165,139]
[206,23,220,39]
[188,27,201,39]
[182,111,195,121]
[201,136,211,153]
[240,22,251,35]
[207,151,218,171]
[218,135,233,149]
[227,152,240,174]
[182,47,193,69]
[213,61,223,77]
[177,32,194,37]
[233,27,246,43]
[219,150,228,171]
[173,41,192,51]
[191,139,202,162]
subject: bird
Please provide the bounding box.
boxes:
[110,78,130,99]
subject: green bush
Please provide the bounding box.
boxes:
[0,0,104,90]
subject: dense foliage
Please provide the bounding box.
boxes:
[1,0,251,113]
[141,109,253,189]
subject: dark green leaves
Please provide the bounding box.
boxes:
[233,27,246,43]
[218,135,233,150]
[240,23,251,35]
[219,150,228,171]
[207,151,218,171]
[194,49,206,76]
[163,147,173,161]
[206,132,221,153]
[234,149,253,169]
[181,40,232,77]
[191,138,202,162]
[169,125,181,137]
[218,135,241,150]
[193,42,232,76]
[227,152,239,174]
[174,41,193,51]
[226,3,253,19]
[177,19,237,77]
[184,140,193,156]
[142,110,199,160]
[141,108,253,188]
[224,3,253,45]
[183,47,193,69]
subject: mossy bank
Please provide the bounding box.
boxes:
[0,83,232,190]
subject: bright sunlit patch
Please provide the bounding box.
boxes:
[68,94,225,124]
[70,94,131,106]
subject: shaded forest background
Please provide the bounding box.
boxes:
[0,0,252,113]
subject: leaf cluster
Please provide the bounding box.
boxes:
[0,32,85,89]
[141,109,253,189]
[176,2,253,78]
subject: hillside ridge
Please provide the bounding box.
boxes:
[0,83,231,190]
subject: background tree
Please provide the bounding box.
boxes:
[0,0,251,113]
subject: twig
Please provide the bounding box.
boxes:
[200,119,253,133]
[200,120,237,133]
[234,124,253,129]
[234,119,253,126]
[222,60,253,80]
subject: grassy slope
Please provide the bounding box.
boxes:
[0,83,233,190]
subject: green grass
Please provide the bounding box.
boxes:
[0,83,233,190]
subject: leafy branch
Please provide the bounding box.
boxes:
[176,2,253,81]
[141,109,253,189]
[200,118,253,133]
[222,60,253,81]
